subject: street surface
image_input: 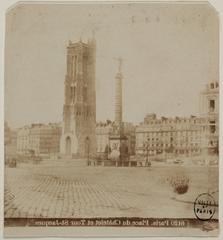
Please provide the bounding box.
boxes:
[4,159,218,219]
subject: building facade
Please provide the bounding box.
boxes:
[60,39,96,157]
[4,122,17,158]
[17,123,61,155]
[200,81,219,155]
[136,114,204,157]
[96,121,113,157]
[135,81,219,161]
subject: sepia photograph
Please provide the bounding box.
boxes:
[4,1,219,237]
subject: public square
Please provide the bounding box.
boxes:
[4,159,218,219]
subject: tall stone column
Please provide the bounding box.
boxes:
[109,58,128,163]
[115,58,123,127]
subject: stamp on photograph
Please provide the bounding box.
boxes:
[194,193,216,221]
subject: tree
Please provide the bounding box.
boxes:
[106,119,112,125]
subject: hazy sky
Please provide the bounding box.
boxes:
[5,3,219,128]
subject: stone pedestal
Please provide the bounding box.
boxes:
[109,134,128,163]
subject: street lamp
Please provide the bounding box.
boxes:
[144,139,151,167]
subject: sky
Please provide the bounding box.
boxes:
[4,2,219,128]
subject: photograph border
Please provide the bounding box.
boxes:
[0,0,222,239]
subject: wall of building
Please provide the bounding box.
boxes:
[200,81,219,155]
[4,122,17,158]
[136,115,204,157]
[17,123,61,156]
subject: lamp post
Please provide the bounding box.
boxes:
[144,139,151,167]
[146,141,149,167]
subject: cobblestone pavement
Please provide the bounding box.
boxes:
[4,160,218,219]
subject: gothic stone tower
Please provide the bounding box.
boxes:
[60,38,96,158]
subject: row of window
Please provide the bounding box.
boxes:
[137,132,202,139]
[143,136,201,141]
[144,119,203,125]
[138,130,202,135]
[138,142,199,147]
[137,149,200,154]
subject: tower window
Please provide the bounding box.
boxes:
[75,56,77,76]
[70,86,76,102]
[210,121,216,133]
[83,56,88,73]
[74,87,76,99]
[209,100,215,112]
[210,83,214,89]
[72,55,78,78]
[83,87,87,102]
